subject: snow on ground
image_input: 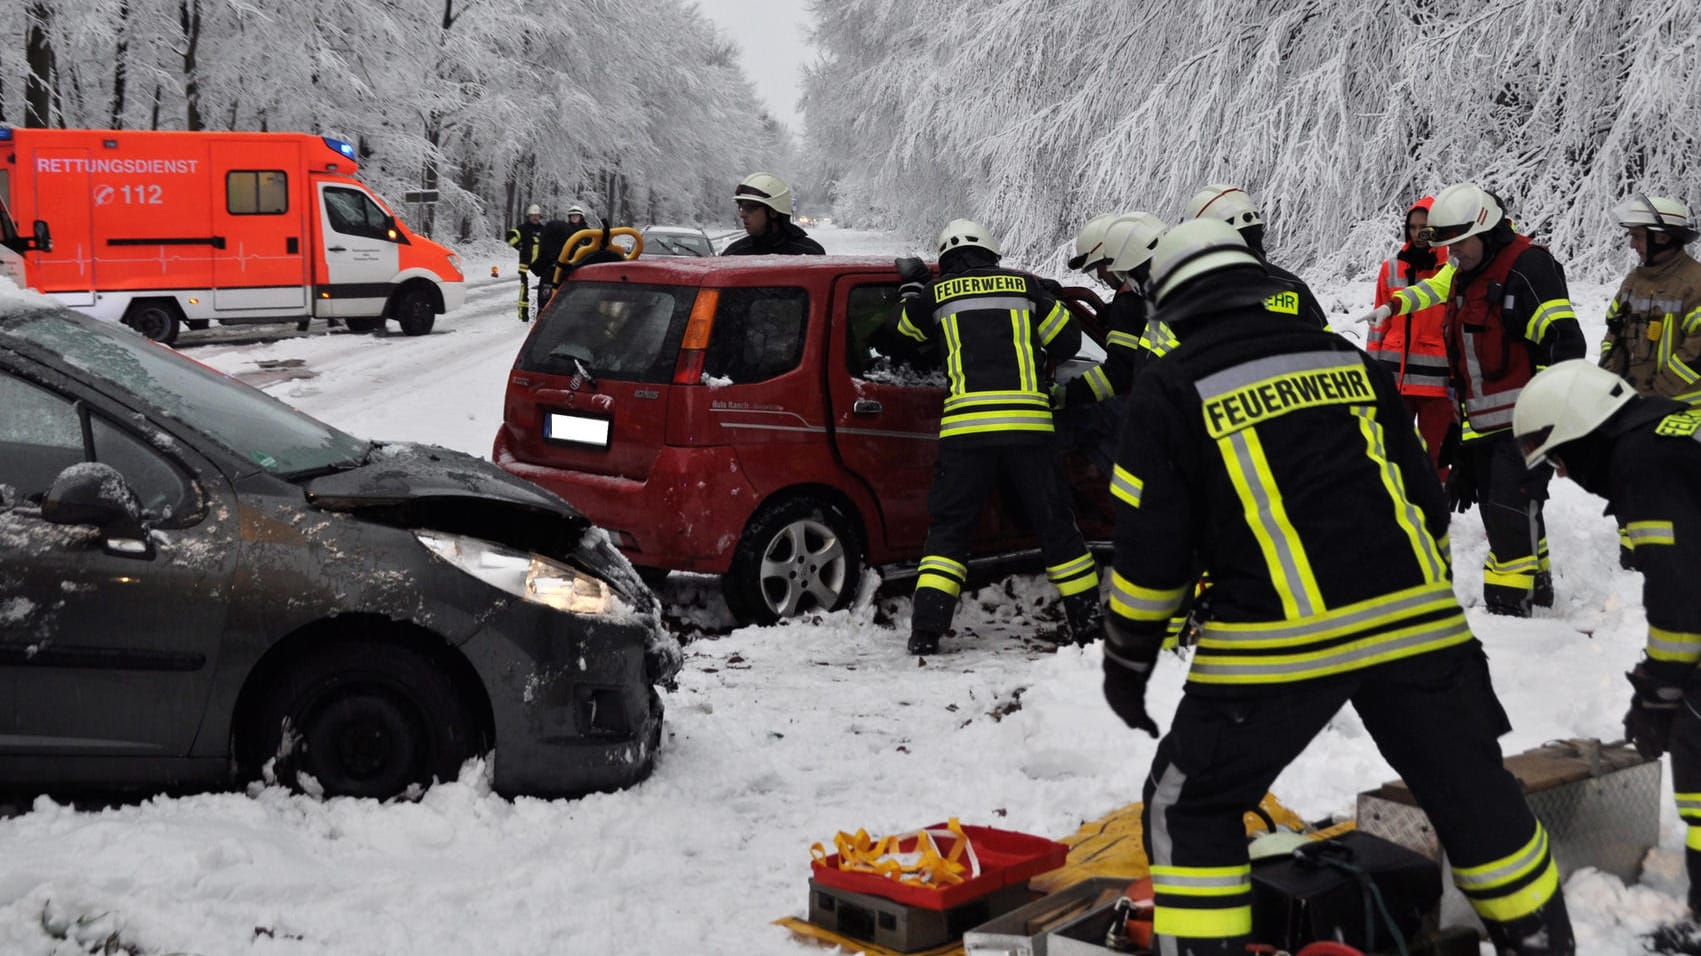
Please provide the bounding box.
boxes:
[0,224,1688,954]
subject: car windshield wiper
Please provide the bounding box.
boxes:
[547,346,598,388]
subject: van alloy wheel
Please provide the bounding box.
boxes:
[723,498,862,626]
[128,303,180,344]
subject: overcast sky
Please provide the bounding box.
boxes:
[690,0,813,131]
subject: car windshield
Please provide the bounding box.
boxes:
[643,230,712,257]
[6,310,371,477]
[517,281,695,383]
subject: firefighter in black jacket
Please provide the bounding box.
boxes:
[887,219,1101,655]
[1514,360,1701,923]
[1058,212,1177,411]
[723,172,825,256]
[1184,183,1329,329]
[1362,182,1585,616]
[1104,218,1573,955]
[507,203,545,321]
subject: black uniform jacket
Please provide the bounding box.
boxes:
[1107,276,1469,694]
[1608,399,1701,684]
[721,219,825,256]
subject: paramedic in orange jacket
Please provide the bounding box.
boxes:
[1369,196,1453,479]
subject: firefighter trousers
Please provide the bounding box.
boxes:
[1669,689,1701,915]
[1471,433,1553,615]
[910,436,1097,637]
[1142,643,1573,955]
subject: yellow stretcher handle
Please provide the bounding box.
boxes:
[551,227,645,283]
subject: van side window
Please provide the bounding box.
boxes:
[322,187,392,241]
[0,371,196,523]
[227,171,289,215]
[845,284,902,377]
[703,288,808,384]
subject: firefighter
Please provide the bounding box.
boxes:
[1183,183,1328,328]
[1513,359,1701,927]
[1368,196,1454,479]
[887,219,1101,655]
[507,203,546,321]
[723,172,825,256]
[1600,194,1701,401]
[1054,213,1174,477]
[1104,217,1574,955]
[1359,182,1585,617]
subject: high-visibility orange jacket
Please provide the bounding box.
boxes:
[1370,199,1450,398]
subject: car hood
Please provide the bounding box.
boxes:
[304,442,590,550]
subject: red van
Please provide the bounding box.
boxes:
[492,256,1113,625]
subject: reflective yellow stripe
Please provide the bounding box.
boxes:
[1219,427,1323,617]
[1354,406,1447,583]
[916,573,961,597]
[939,409,1055,439]
[1648,627,1701,664]
[1150,863,1251,896]
[1083,366,1113,401]
[942,390,1049,411]
[1453,826,1548,890]
[1153,904,1252,939]
[1190,610,1471,684]
[1199,582,1456,646]
[1674,791,1701,819]
[943,313,966,393]
[1469,860,1559,922]
[1110,570,1188,622]
[1110,465,1144,509]
[1688,827,1701,852]
[1036,300,1068,345]
[1686,305,1701,336]
[1524,298,1576,342]
[1047,553,1099,589]
[1627,520,1676,547]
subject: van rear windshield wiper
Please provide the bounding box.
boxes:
[547,346,598,388]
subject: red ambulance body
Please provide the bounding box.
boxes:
[0,127,464,343]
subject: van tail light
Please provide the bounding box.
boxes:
[672,288,719,385]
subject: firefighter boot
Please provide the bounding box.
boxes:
[1063,592,1104,647]
[1482,894,1576,955]
[1533,571,1554,609]
[907,630,942,655]
[1483,583,1532,618]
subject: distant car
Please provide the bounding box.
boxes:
[639,225,715,258]
[492,256,1114,626]
[0,305,678,800]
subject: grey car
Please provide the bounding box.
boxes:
[639,225,716,257]
[0,305,679,799]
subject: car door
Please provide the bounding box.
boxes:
[0,364,237,758]
[314,182,399,318]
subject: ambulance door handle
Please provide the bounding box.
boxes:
[287,238,299,254]
[327,245,347,252]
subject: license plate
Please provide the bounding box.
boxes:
[544,410,611,448]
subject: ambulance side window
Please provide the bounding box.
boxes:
[227,171,289,215]
[323,187,393,242]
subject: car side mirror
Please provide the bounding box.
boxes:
[32,219,52,253]
[41,462,154,558]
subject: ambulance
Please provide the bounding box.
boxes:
[0,127,464,343]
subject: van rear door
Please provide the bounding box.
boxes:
[28,145,95,305]
[506,280,696,480]
[211,139,308,311]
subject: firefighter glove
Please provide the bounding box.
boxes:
[1625,663,1689,760]
[1103,644,1160,738]
[895,257,929,299]
[1354,304,1393,326]
[1445,452,1476,514]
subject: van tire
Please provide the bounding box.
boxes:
[124,300,182,345]
[393,288,436,336]
[723,497,862,626]
[345,318,385,334]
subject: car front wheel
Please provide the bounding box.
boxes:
[243,640,481,799]
[723,497,862,626]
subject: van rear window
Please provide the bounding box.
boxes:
[227,170,288,214]
[518,282,695,383]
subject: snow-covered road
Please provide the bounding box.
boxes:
[0,226,1689,955]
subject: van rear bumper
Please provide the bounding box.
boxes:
[494,430,756,574]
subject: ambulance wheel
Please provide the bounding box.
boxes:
[722,496,863,626]
[393,289,436,336]
[345,318,385,334]
[124,300,182,345]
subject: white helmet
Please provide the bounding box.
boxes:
[526,204,542,216]
[1069,212,1134,271]
[567,205,586,217]
[1184,184,1263,229]
[733,172,793,216]
[1613,194,1692,234]
[1148,218,1260,304]
[1425,182,1503,246]
[1512,360,1636,468]
[1104,212,1168,282]
[937,218,1001,258]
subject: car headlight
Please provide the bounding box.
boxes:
[415,530,613,615]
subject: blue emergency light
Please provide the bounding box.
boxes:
[322,137,358,160]
[0,128,13,142]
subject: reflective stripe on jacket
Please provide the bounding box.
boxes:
[1371,244,1450,397]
